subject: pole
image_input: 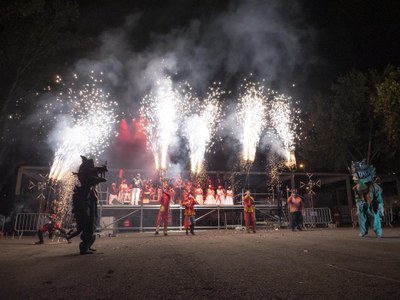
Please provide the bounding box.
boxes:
[277,185,282,224]
[140,201,143,232]
[291,170,295,190]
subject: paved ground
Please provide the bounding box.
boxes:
[0,227,399,300]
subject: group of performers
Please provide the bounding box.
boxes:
[108,174,235,206]
[34,159,385,253]
[154,180,256,236]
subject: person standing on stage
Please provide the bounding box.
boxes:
[242,190,256,233]
[204,185,216,205]
[108,182,119,205]
[216,185,226,205]
[225,186,234,205]
[173,174,185,204]
[131,173,143,205]
[118,179,130,204]
[182,190,198,235]
[287,188,304,231]
[155,181,174,235]
[194,184,204,205]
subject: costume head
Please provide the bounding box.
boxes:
[76,156,107,187]
[349,159,376,191]
[350,160,376,183]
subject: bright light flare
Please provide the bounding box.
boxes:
[47,72,118,181]
[140,75,183,171]
[268,93,299,168]
[236,81,268,163]
[183,84,223,174]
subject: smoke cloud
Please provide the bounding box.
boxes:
[46,0,314,171]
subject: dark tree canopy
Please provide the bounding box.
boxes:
[0,0,92,213]
[299,66,400,174]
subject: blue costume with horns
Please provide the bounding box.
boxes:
[350,160,384,237]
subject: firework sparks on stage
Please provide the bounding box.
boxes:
[268,92,300,168]
[46,72,118,181]
[140,75,184,171]
[236,80,268,165]
[51,175,76,218]
[266,152,282,187]
[183,83,224,175]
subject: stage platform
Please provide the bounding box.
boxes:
[98,204,289,233]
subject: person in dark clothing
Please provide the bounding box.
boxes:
[71,156,107,254]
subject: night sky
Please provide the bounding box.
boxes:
[75,0,400,95]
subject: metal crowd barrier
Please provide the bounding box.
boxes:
[351,207,393,228]
[303,208,332,228]
[13,206,335,237]
[14,213,48,238]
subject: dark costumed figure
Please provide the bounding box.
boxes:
[350,160,384,238]
[71,156,107,254]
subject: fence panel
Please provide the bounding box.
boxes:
[303,208,332,227]
[14,213,48,237]
[351,207,393,228]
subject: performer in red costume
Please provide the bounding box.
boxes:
[242,190,256,233]
[182,190,198,235]
[155,181,174,236]
[35,214,70,244]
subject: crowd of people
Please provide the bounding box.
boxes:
[107,173,235,206]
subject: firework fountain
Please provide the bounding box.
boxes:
[182,83,223,175]
[44,71,118,215]
[269,92,298,168]
[236,79,268,188]
[266,91,301,189]
[140,74,184,183]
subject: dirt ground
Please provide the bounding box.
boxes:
[1,227,399,300]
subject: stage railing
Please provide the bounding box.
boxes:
[13,206,335,237]
[98,204,291,232]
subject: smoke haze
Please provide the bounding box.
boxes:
[44,0,314,171]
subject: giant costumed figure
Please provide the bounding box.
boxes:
[72,156,107,254]
[350,160,384,238]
